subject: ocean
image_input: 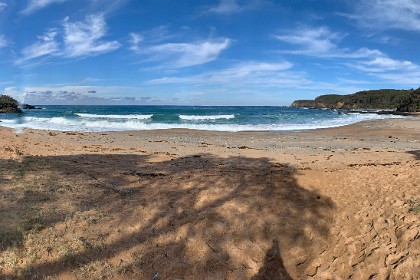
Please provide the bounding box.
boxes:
[0,105,402,132]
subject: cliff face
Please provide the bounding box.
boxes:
[291,89,419,112]
[0,95,22,113]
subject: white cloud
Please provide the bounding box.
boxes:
[62,14,120,57]
[87,0,130,15]
[275,25,420,86]
[147,61,298,86]
[0,34,7,48]
[345,0,420,31]
[274,26,341,54]
[360,57,417,72]
[206,0,267,15]
[148,38,231,68]
[129,33,143,53]
[21,85,167,105]
[373,71,420,85]
[17,14,120,65]
[274,26,385,59]
[348,55,420,85]
[141,25,176,43]
[349,55,419,74]
[129,25,230,68]
[208,0,242,14]
[21,0,68,15]
[215,61,293,79]
[2,87,25,102]
[128,26,180,54]
[17,29,59,63]
[145,60,374,104]
[0,2,7,11]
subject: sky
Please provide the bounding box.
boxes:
[0,0,420,105]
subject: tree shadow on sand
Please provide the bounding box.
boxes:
[0,153,335,279]
[407,150,420,160]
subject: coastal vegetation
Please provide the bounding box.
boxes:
[0,95,22,113]
[397,88,420,112]
[291,88,420,112]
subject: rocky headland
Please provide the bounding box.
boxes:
[291,88,420,113]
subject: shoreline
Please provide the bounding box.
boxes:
[1,106,413,133]
[0,117,419,279]
[0,113,416,134]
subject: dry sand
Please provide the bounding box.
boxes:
[0,117,419,279]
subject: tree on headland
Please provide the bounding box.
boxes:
[0,95,22,113]
[397,88,420,112]
[291,88,420,112]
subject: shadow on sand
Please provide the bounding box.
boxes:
[407,150,420,160]
[0,153,335,279]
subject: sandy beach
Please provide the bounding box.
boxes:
[0,117,419,279]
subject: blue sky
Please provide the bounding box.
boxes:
[0,0,419,105]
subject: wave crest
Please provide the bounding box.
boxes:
[76,113,153,120]
[179,114,235,120]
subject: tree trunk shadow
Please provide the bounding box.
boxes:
[252,239,292,280]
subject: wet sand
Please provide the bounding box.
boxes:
[0,117,419,279]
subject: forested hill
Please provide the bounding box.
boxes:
[0,95,22,113]
[291,88,420,112]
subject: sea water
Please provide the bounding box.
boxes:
[0,105,402,132]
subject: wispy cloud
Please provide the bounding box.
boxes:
[274,25,420,86]
[87,0,130,15]
[62,14,120,57]
[129,28,231,68]
[17,29,59,63]
[0,34,7,48]
[16,14,120,65]
[147,39,231,68]
[274,26,342,54]
[273,26,385,59]
[128,25,181,54]
[205,0,267,15]
[0,2,7,11]
[128,32,143,53]
[147,61,298,86]
[343,0,420,31]
[274,26,382,59]
[373,71,420,85]
[145,60,373,104]
[208,0,242,14]
[348,55,420,85]
[21,0,68,15]
[352,57,418,73]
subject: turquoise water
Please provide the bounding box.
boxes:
[0,105,400,132]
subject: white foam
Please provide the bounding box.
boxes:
[0,119,18,124]
[179,114,235,120]
[76,113,153,120]
[0,112,403,132]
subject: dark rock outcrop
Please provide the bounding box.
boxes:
[22,104,42,110]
